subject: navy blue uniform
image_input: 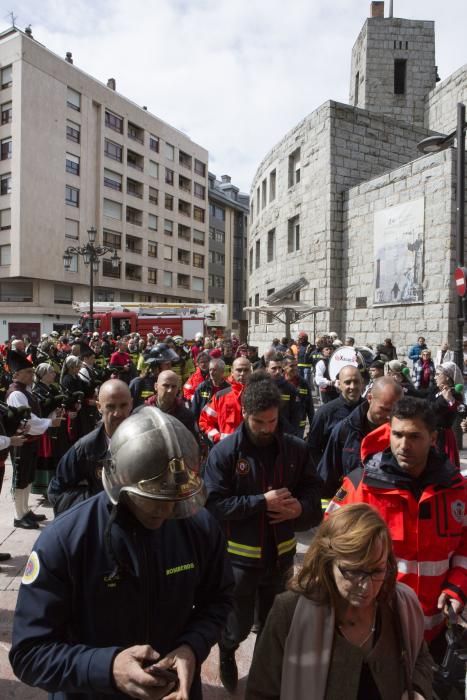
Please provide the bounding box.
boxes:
[307,395,364,465]
[10,492,233,700]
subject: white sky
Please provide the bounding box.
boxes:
[1,0,466,192]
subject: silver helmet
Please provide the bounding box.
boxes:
[103,406,205,518]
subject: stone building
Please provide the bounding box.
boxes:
[208,173,249,337]
[0,26,209,339]
[248,1,467,357]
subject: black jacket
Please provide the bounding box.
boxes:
[307,395,364,465]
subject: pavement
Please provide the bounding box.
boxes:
[1,438,467,699]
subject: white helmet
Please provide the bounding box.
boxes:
[194,332,203,341]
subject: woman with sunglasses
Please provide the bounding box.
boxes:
[246,504,432,700]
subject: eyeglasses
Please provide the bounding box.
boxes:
[336,564,388,584]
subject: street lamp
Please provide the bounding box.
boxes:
[417,102,466,377]
[63,226,121,333]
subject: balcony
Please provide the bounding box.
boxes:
[126,207,143,227]
[177,273,190,289]
[125,263,142,282]
[127,150,144,172]
[128,122,144,144]
[179,151,192,170]
[127,178,143,199]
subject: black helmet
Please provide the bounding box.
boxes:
[144,342,179,365]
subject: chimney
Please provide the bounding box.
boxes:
[65,52,73,64]
[107,78,116,91]
[143,106,148,111]
[221,175,231,184]
[370,1,384,17]
[24,25,33,37]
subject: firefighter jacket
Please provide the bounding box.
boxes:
[10,491,233,700]
[327,448,467,640]
[183,367,208,402]
[191,378,230,423]
[204,423,322,569]
[274,376,302,436]
[287,375,314,437]
[307,395,364,465]
[198,380,244,444]
[297,342,314,370]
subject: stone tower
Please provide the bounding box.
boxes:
[349,1,437,126]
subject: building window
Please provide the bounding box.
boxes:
[256,187,260,213]
[178,248,190,265]
[54,284,73,304]
[287,215,300,253]
[105,110,123,133]
[103,259,121,278]
[0,172,11,195]
[149,134,159,152]
[0,280,33,301]
[193,206,205,223]
[178,224,190,241]
[193,252,204,268]
[179,151,192,169]
[354,71,359,105]
[269,170,276,201]
[209,204,225,221]
[164,270,172,287]
[266,288,275,323]
[65,218,79,239]
[267,228,275,262]
[149,160,159,179]
[192,276,204,292]
[1,65,12,89]
[179,174,191,193]
[249,247,253,274]
[255,240,260,269]
[104,139,123,162]
[66,120,80,144]
[0,243,11,265]
[165,143,175,161]
[394,59,407,94]
[164,219,173,236]
[209,251,225,265]
[165,168,174,186]
[125,263,142,281]
[261,178,267,209]
[177,273,190,289]
[149,186,158,205]
[1,101,12,125]
[194,159,206,177]
[194,182,205,199]
[104,168,122,191]
[66,253,79,272]
[96,287,115,301]
[1,137,12,160]
[148,240,158,258]
[254,293,260,325]
[103,229,121,249]
[288,148,301,187]
[67,87,81,111]
[193,229,204,245]
[148,268,157,284]
[127,149,144,171]
[209,226,225,243]
[126,207,143,226]
[103,198,122,220]
[178,199,190,217]
[148,213,158,231]
[209,274,225,289]
[165,193,174,211]
[126,234,142,254]
[164,245,173,261]
[66,152,80,176]
[65,185,79,208]
[128,122,144,144]
[127,178,143,199]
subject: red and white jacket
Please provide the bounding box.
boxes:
[327,448,467,640]
[198,380,244,444]
[183,367,208,402]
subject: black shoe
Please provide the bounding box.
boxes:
[0,552,11,561]
[26,511,47,522]
[219,649,238,693]
[14,516,39,530]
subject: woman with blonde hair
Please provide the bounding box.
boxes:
[246,504,432,700]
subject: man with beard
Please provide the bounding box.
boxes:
[204,372,322,692]
[146,370,197,440]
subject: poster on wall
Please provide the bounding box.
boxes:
[374,198,425,305]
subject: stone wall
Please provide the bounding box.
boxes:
[425,65,467,134]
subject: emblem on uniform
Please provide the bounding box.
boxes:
[22,551,40,585]
[236,459,250,476]
[334,487,348,502]
[451,500,465,524]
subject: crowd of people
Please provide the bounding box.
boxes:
[1,324,467,699]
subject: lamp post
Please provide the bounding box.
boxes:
[63,226,121,333]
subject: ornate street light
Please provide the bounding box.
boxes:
[63,226,121,332]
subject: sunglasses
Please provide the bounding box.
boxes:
[336,564,389,584]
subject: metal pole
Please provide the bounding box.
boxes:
[89,251,94,334]
[455,103,466,449]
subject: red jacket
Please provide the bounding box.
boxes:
[183,367,208,401]
[327,448,467,640]
[198,381,244,444]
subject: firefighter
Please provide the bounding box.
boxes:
[183,352,210,403]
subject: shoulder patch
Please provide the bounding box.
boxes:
[236,459,250,476]
[334,487,348,502]
[22,551,40,585]
[451,500,465,525]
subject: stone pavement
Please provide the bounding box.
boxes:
[1,442,466,699]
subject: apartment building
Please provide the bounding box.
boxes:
[0,26,209,339]
[208,173,248,335]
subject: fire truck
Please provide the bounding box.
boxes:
[72,302,228,341]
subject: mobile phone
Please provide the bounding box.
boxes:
[144,664,179,685]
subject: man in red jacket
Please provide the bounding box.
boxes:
[198,357,251,445]
[327,396,467,649]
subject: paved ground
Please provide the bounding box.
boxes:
[2,437,467,699]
